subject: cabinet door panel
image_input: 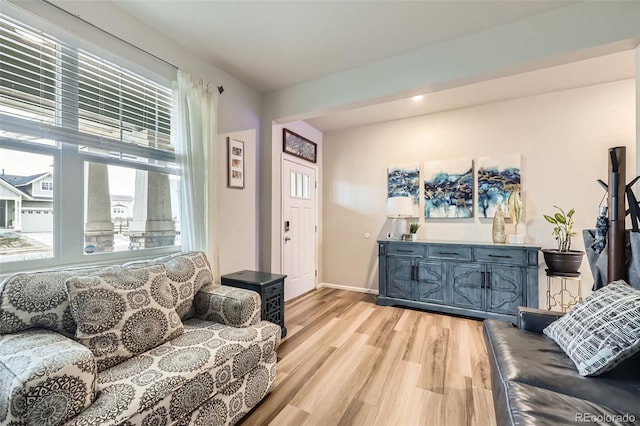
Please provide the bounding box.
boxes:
[449,263,483,310]
[488,265,524,315]
[416,261,445,303]
[386,257,414,299]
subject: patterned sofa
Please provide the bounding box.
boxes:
[0,251,281,425]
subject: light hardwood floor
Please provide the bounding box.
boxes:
[240,288,496,426]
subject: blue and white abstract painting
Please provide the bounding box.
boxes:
[477,155,521,218]
[423,159,474,218]
[387,164,420,215]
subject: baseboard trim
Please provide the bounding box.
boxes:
[319,282,378,295]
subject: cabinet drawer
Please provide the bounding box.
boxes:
[426,245,471,261]
[386,244,424,256]
[473,248,526,265]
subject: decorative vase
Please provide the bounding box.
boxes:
[492,205,506,243]
[507,188,524,233]
[507,186,524,244]
[410,233,417,242]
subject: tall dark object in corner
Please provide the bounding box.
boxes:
[608,147,626,281]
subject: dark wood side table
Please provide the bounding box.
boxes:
[221,270,287,338]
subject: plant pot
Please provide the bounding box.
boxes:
[542,249,584,274]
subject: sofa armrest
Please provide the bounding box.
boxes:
[0,329,96,424]
[194,285,261,327]
[517,306,565,334]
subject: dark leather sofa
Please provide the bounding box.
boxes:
[483,307,640,426]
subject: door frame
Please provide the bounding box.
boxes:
[281,153,319,294]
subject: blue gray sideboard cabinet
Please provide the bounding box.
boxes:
[377,240,540,322]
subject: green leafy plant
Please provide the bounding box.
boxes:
[409,222,421,234]
[543,206,576,252]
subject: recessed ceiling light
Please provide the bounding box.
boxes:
[412,95,424,101]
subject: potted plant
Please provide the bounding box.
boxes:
[408,222,421,241]
[542,205,584,274]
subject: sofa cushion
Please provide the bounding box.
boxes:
[67,319,280,426]
[125,251,215,320]
[500,381,637,426]
[0,266,102,336]
[543,280,640,376]
[484,319,640,417]
[194,286,261,327]
[129,359,277,426]
[0,329,97,425]
[66,265,184,372]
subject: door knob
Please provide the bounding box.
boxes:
[284,237,291,242]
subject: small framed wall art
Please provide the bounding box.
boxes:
[227,137,244,189]
[283,128,317,163]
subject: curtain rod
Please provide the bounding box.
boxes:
[41,0,224,94]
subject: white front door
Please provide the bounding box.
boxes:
[282,159,317,301]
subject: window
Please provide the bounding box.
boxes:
[290,171,311,200]
[0,13,179,269]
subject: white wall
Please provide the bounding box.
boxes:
[322,79,636,305]
[218,129,258,275]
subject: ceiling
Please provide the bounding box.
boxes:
[306,50,636,132]
[111,0,577,93]
[106,0,634,132]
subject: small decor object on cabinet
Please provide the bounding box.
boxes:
[409,222,420,241]
[492,204,506,243]
[283,128,317,163]
[507,185,525,244]
[386,196,415,240]
[542,205,584,274]
[227,137,244,189]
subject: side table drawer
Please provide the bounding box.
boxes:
[264,280,283,296]
[473,248,526,265]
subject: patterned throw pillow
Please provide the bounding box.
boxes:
[543,280,640,376]
[125,251,215,320]
[66,265,184,372]
[0,266,102,336]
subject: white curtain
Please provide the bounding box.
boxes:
[172,70,220,280]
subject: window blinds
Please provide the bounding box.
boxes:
[0,14,173,163]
